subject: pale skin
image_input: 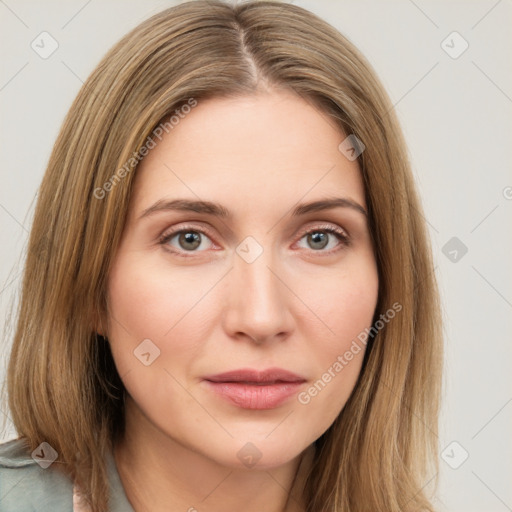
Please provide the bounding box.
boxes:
[104,88,379,511]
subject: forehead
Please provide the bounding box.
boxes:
[129,90,365,216]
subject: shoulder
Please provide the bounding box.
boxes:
[0,437,73,511]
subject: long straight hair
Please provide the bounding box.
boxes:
[3,1,443,510]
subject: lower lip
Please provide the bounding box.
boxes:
[204,381,304,410]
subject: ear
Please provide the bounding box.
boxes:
[91,307,107,337]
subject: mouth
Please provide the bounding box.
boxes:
[202,368,307,410]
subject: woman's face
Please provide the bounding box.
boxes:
[106,89,379,469]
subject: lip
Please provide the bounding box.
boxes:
[203,368,306,410]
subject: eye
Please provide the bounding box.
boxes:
[295,224,350,253]
[159,223,350,258]
[159,225,215,256]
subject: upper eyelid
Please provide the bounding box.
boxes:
[300,223,348,237]
[160,223,217,243]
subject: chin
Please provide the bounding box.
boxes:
[220,433,312,471]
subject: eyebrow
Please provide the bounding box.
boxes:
[138,196,367,220]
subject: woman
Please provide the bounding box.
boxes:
[0,1,443,511]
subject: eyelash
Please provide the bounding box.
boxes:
[158,223,350,258]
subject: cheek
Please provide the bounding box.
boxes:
[108,249,215,328]
[105,254,210,371]
[104,255,217,427]
[295,258,378,416]
[327,282,378,347]
[307,256,379,350]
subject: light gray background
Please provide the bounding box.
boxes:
[1,1,511,511]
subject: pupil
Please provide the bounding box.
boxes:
[179,231,201,250]
[309,232,328,250]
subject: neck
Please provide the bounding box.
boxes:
[114,397,315,512]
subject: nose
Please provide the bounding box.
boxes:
[222,242,294,345]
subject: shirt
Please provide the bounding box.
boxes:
[0,437,135,511]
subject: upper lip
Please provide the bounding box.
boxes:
[204,368,306,384]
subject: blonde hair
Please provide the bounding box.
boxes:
[3,1,442,510]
